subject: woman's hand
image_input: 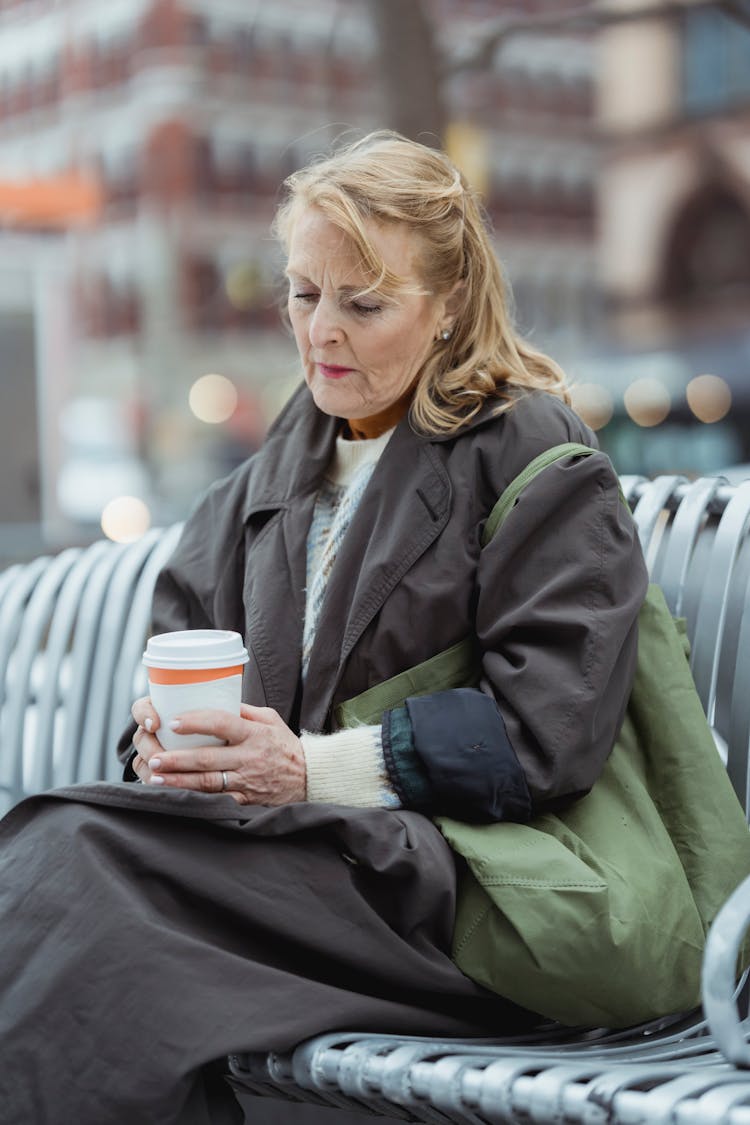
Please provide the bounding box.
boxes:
[130,698,306,805]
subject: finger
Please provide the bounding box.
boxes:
[239,704,281,725]
[131,696,160,732]
[132,726,164,764]
[148,768,226,794]
[146,744,238,776]
[131,753,150,783]
[167,709,248,745]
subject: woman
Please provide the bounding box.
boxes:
[0,133,647,1124]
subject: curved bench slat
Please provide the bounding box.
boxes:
[691,483,750,721]
[104,522,184,780]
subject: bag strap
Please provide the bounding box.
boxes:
[481,442,596,547]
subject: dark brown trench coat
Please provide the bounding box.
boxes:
[149,383,647,807]
[0,386,647,1125]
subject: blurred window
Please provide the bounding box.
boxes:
[235,26,256,66]
[186,14,209,46]
[103,149,138,216]
[540,276,564,332]
[194,136,215,197]
[662,183,750,302]
[580,278,601,332]
[683,5,750,113]
[237,145,257,193]
[181,254,221,330]
[80,274,141,338]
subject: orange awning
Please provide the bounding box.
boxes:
[0,172,102,228]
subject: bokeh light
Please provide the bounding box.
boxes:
[188,373,239,424]
[100,496,151,542]
[623,377,671,428]
[686,374,732,424]
[225,263,261,310]
[569,382,614,430]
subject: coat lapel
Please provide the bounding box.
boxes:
[241,495,315,725]
[238,388,338,724]
[300,423,451,731]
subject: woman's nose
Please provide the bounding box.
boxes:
[308,298,344,347]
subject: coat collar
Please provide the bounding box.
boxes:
[240,385,339,517]
[241,381,513,517]
[422,386,522,442]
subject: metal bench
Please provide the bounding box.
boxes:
[2,474,750,1125]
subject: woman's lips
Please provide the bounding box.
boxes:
[318,363,353,380]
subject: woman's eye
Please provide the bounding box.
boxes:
[292,292,318,304]
[351,301,381,316]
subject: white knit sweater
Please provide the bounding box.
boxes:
[300,429,401,809]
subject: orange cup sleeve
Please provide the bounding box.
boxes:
[147,664,244,685]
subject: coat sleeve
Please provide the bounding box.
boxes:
[150,463,253,637]
[117,461,253,771]
[383,450,648,821]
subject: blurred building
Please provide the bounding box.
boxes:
[432,0,598,360]
[590,0,750,475]
[0,0,597,551]
[0,0,386,545]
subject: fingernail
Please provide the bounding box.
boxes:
[169,719,181,731]
[150,758,161,770]
[149,775,164,786]
[145,718,153,732]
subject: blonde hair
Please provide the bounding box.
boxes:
[273,131,571,434]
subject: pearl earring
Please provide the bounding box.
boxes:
[441,328,452,341]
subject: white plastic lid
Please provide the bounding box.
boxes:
[143,629,249,670]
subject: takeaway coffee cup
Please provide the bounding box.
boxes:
[142,630,249,751]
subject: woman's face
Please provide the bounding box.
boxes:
[285,207,451,420]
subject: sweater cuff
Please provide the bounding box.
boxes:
[301,726,401,808]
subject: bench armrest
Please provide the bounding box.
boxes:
[703,872,750,1067]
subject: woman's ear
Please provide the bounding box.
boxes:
[441,279,467,326]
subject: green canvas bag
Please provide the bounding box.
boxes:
[336,443,750,1028]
